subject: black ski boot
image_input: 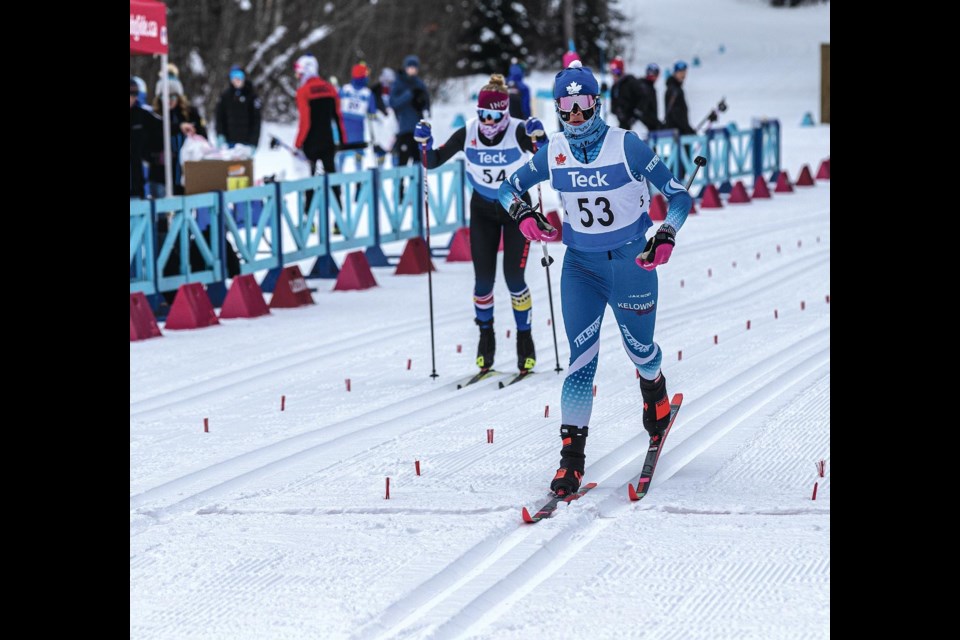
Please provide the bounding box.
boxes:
[476,319,496,370]
[639,372,671,439]
[550,425,588,496]
[516,329,536,372]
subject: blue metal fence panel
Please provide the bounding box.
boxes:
[678,133,711,192]
[279,175,328,263]
[704,128,730,187]
[378,165,420,243]
[760,120,781,176]
[728,127,755,181]
[426,160,466,235]
[329,170,377,252]
[154,193,222,292]
[129,199,155,294]
[222,184,281,274]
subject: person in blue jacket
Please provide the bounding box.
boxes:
[498,60,692,497]
[507,59,531,119]
[391,55,430,167]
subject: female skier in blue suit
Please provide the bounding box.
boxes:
[498,61,692,497]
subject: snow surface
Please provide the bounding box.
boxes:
[131,1,830,638]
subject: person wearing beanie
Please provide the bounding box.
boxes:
[391,54,430,168]
[507,59,531,119]
[413,74,546,377]
[610,58,663,133]
[337,61,379,168]
[664,60,695,135]
[497,60,692,498]
[214,64,263,152]
[131,77,162,199]
[293,53,347,210]
[149,78,207,198]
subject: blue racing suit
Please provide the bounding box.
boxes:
[498,120,691,429]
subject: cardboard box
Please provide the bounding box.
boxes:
[184,159,254,195]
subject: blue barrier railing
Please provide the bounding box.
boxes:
[130,199,155,295]
[222,184,280,275]
[329,170,377,253]
[154,193,222,292]
[279,175,328,263]
[134,161,467,296]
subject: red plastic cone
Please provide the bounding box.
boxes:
[130,292,162,341]
[752,175,772,199]
[545,210,563,242]
[220,274,270,319]
[688,198,698,214]
[816,158,830,180]
[648,194,667,220]
[700,184,723,208]
[775,171,794,193]
[334,251,378,291]
[796,164,815,186]
[395,236,436,275]
[269,265,315,308]
[727,181,751,204]
[165,283,220,330]
[446,228,472,262]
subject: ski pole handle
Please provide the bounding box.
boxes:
[686,156,707,190]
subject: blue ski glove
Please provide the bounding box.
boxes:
[524,117,545,139]
[413,120,433,151]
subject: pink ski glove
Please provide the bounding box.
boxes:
[636,224,677,270]
[519,216,559,242]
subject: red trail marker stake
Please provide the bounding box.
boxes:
[407,359,412,370]
[204,417,209,433]
[346,378,351,392]
[544,405,550,418]
[487,428,494,443]
[817,459,826,478]
[774,309,779,319]
[385,477,390,499]
[826,294,830,304]
[457,344,462,353]
[680,279,685,288]
[708,268,712,278]
[506,329,511,338]
[678,350,683,361]
[714,334,718,345]
[593,384,597,397]
[746,320,751,330]
[777,244,781,254]
[801,301,806,310]
[281,395,285,411]
[811,482,818,501]
[415,460,421,476]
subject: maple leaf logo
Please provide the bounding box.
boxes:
[555,153,567,165]
[566,81,582,95]
[471,138,477,146]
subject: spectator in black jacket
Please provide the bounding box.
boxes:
[215,65,262,152]
[664,61,696,135]
[610,58,663,134]
[130,77,162,199]
[148,78,208,197]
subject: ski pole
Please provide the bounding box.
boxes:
[530,138,563,374]
[418,126,439,379]
[695,97,728,133]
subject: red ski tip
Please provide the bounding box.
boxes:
[521,507,536,523]
[627,483,639,501]
[671,393,683,404]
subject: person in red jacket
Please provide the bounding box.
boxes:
[294,53,347,211]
